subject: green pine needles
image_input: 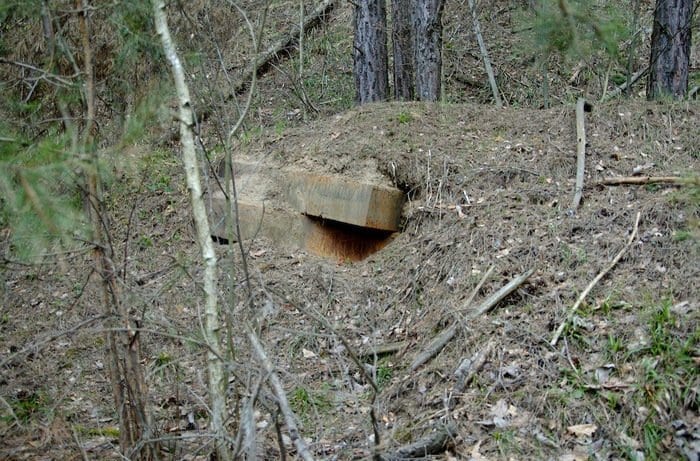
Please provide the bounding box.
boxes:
[529,0,631,59]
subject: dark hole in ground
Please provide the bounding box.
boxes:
[302,214,397,261]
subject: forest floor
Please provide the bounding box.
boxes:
[1,0,699,460]
[1,100,698,460]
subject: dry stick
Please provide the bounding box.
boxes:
[598,176,686,186]
[0,395,21,427]
[357,341,407,359]
[409,266,493,372]
[469,267,536,318]
[231,0,335,96]
[410,267,534,371]
[601,67,648,102]
[689,85,700,99]
[71,426,90,461]
[464,265,496,309]
[448,340,494,410]
[0,315,105,369]
[380,424,458,460]
[467,0,502,108]
[247,330,315,461]
[410,324,458,372]
[301,307,382,456]
[551,211,641,347]
[571,98,586,211]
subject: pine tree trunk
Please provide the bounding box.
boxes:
[647,0,693,100]
[353,0,389,104]
[412,0,445,101]
[392,0,414,100]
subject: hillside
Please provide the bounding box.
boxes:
[1,1,699,460]
[3,99,699,459]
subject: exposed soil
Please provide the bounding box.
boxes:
[2,99,698,460]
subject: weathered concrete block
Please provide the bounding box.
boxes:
[208,162,404,260]
[285,173,404,231]
[209,193,305,245]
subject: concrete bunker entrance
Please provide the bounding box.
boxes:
[209,162,405,261]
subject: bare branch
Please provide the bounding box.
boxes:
[597,176,689,186]
[247,329,315,461]
[551,212,641,346]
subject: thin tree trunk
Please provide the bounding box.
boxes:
[647,0,694,99]
[412,0,445,101]
[153,2,231,460]
[392,0,415,100]
[354,0,389,104]
[625,0,641,97]
[77,1,155,458]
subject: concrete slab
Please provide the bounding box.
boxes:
[208,160,404,260]
[285,173,404,231]
[209,193,305,246]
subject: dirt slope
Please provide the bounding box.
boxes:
[2,100,698,460]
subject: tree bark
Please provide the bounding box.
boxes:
[412,0,445,101]
[78,1,156,458]
[647,0,694,100]
[153,2,231,460]
[392,0,414,100]
[353,0,389,104]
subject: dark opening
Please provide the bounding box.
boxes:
[302,215,396,261]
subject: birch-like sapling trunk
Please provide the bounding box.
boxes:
[152,2,231,459]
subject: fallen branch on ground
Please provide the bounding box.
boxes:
[410,324,457,372]
[601,67,648,102]
[468,267,535,318]
[379,424,457,460]
[357,341,407,359]
[448,341,494,410]
[598,176,687,186]
[232,0,335,95]
[410,267,534,371]
[550,212,641,347]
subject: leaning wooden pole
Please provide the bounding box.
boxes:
[571,98,586,211]
[467,0,502,108]
[153,2,231,459]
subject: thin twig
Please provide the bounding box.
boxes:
[379,423,457,460]
[551,212,641,346]
[0,57,77,86]
[0,315,106,369]
[297,302,382,452]
[468,267,535,318]
[571,98,586,211]
[71,426,90,461]
[463,265,495,310]
[598,176,687,186]
[448,340,494,410]
[229,0,335,96]
[601,67,648,102]
[247,329,315,461]
[410,267,534,371]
